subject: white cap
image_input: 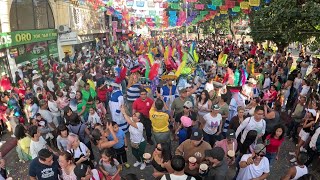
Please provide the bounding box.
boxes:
[307,109,317,117]
[1,72,6,76]
[32,70,38,74]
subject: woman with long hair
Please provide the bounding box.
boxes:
[14,124,32,162]
[151,143,174,179]
[197,90,212,129]
[91,123,119,151]
[59,151,77,180]
[265,124,285,165]
[120,105,147,170]
[289,111,316,163]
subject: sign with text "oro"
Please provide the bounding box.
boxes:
[11,29,58,46]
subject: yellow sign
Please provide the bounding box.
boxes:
[249,0,260,6]
[62,45,73,54]
[240,2,249,9]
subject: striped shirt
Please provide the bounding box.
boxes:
[127,83,141,101]
[194,81,206,96]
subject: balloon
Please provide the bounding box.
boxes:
[234,69,240,86]
[149,63,160,80]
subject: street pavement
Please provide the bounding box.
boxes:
[3,130,320,179]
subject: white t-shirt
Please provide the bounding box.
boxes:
[300,85,310,96]
[235,117,266,143]
[68,142,88,159]
[236,154,270,180]
[263,78,271,90]
[39,109,58,128]
[293,78,302,90]
[203,113,222,135]
[204,82,214,92]
[129,122,145,143]
[30,136,47,159]
[161,174,196,180]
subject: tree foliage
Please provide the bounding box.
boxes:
[249,0,320,51]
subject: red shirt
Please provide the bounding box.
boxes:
[133,97,153,118]
[266,134,284,153]
[0,77,12,91]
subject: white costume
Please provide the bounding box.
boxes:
[109,87,129,133]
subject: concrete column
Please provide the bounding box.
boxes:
[0,0,11,33]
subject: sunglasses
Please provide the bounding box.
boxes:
[183,106,190,109]
[257,154,265,157]
[156,147,162,151]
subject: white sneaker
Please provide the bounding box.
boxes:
[11,134,15,138]
[140,162,146,170]
[300,147,307,152]
[289,152,296,156]
[290,157,297,163]
[133,161,141,167]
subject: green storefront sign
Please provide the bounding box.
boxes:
[0,32,12,49]
[11,29,58,46]
[0,29,58,48]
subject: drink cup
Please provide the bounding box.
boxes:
[227,150,235,158]
[143,153,151,163]
[188,156,197,166]
[199,163,208,176]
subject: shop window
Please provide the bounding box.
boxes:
[10,0,55,31]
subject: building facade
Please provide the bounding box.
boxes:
[0,0,106,81]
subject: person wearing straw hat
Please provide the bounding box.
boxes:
[160,72,179,110]
[236,144,270,180]
[109,82,129,133]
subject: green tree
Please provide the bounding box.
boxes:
[249,0,320,52]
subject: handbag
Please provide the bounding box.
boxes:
[130,137,143,149]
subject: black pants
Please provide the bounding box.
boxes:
[141,117,152,139]
[305,146,319,167]
[113,146,128,164]
[287,121,300,140]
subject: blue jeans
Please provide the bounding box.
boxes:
[203,130,221,147]
[266,152,277,165]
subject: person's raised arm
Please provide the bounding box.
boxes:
[120,105,138,129]
[235,117,250,138]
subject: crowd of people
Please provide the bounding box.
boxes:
[0,35,318,180]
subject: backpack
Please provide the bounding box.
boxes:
[165,174,192,180]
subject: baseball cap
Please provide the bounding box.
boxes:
[179,87,187,93]
[181,116,192,127]
[74,164,89,180]
[307,109,317,117]
[185,83,192,88]
[211,104,220,110]
[205,147,225,161]
[184,101,193,109]
[254,144,266,154]
[226,129,236,139]
[190,128,203,141]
